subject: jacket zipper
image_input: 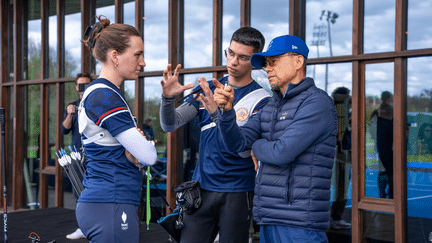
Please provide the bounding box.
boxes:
[270,102,281,140]
[288,165,294,205]
[285,164,293,206]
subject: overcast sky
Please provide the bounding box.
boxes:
[27,0,431,99]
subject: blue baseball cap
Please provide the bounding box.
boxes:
[250,35,309,68]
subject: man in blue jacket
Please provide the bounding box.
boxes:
[212,35,337,243]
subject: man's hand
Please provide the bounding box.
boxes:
[251,150,259,171]
[66,104,76,115]
[195,77,219,114]
[212,79,234,111]
[161,64,194,98]
[63,104,76,129]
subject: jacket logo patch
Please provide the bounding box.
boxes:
[236,107,249,122]
[280,111,288,120]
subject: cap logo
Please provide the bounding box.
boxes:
[292,45,298,50]
[267,42,274,51]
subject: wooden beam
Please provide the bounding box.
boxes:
[352,0,364,241]
[81,0,91,74]
[0,0,8,209]
[212,0,222,79]
[393,57,407,243]
[41,167,56,175]
[39,84,49,208]
[352,0,364,56]
[0,0,8,87]
[134,0,143,127]
[393,1,408,242]
[55,83,64,207]
[240,0,250,27]
[55,0,65,208]
[289,0,305,39]
[12,0,24,211]
[351,60,362,243]
[166,0,182,214]
[135,0,143,31]
[395,0,407,52]
[358,200,395,213]
[38,0,50,209]
[306,48,432,65]
[41,0,48,80]
[57,0,65,79]
[115,0,123,24]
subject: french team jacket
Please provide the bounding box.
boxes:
[218,77,337,231]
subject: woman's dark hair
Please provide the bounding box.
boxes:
[231,27,265,53]
[84,16,141,62]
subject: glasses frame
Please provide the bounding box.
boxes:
[224,48,252,62]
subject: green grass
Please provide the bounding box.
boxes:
[407,154,432,162]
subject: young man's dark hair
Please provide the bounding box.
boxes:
[231,27,265,53]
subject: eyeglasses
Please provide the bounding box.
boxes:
[262,53,299,70]
[224,48,251,62]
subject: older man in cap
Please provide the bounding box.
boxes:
[211,35,337,242]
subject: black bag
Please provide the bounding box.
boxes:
[157,181,202,242]
[157,212,182,243]
[174,180,202,214]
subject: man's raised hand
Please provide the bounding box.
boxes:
[196,77,218,114]
[161,64,194,98]
[212,79,234,111]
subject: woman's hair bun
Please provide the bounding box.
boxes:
[97,16,110,29]
[84,15,140,63]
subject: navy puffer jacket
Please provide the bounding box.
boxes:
[218,78,337,231]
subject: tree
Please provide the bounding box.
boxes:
[407,89,432,113]
[26,38,79,158]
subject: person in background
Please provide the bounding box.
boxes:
[61,72,92,240]
[76,16,157,242]
[62,73,92,152]
[330,87,352,229]
[418,123,432,155]
[160,27,270,243]
[213,35,337,243]
[369,91,393,199]
[142,118,155,142]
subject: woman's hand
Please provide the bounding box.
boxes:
[125,149,141,167]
